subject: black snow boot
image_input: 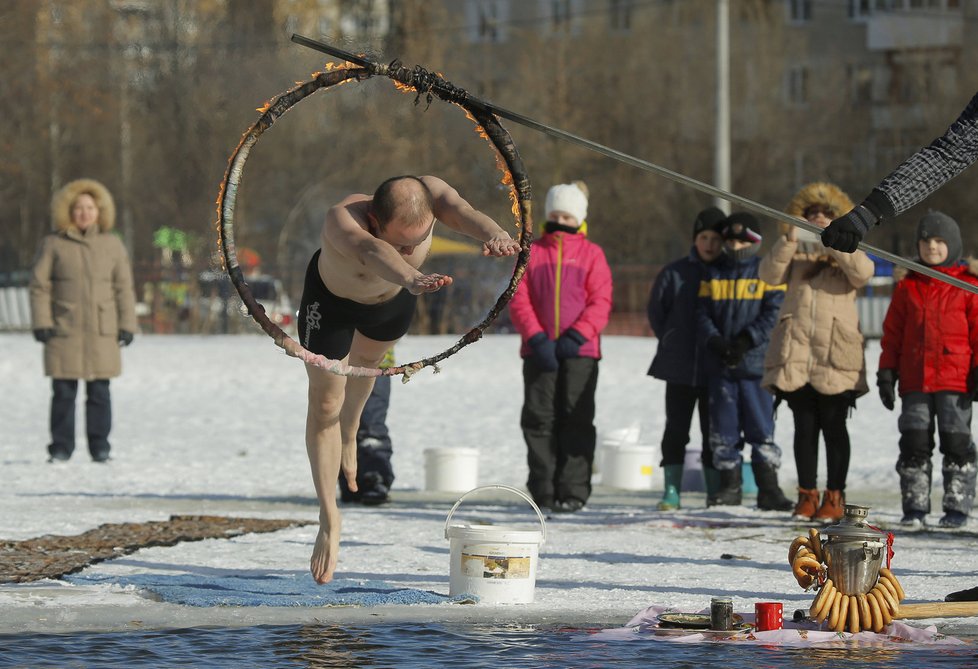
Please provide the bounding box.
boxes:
[752,461,794,511]
[946,585,978,602]
[708,466,742,506]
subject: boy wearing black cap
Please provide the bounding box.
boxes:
[647,207,726,509]
[697,212,793,510]
[878,211,978,529]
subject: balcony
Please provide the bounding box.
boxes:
[866,12,963,50]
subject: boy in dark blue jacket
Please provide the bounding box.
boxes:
[697,212,793,510]
[647,207,726,509]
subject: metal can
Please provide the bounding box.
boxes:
[710,597,734,630]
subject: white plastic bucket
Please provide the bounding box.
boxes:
[602,444,656,490]
[424,447,479,492]
[444,485,547,604]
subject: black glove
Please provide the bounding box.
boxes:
[968,367,978,402]
[555,328,587,360]
[706,336,730,360]
[33,328,55,343]
[118,330,134,347]
[821,205,877,253]
[723,332,753,368]
[877,368,897,411]
[527,333,558,372]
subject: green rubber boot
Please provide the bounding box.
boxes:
[703,467,721,501]
[657,464,683,510]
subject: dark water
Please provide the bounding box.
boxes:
[1,623,976,669]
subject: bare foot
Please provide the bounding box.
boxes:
[310,525,339,584]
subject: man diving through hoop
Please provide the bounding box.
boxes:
[299,174,520,584]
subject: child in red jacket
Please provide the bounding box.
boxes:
[878,211,978,528]
[509,182,613,513]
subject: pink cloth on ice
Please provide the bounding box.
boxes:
[587,605,967,647]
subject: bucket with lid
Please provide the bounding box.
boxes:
[821,504,885,595]
[602,444,656,490]
[424,447,479,492]
[444,485,547,604]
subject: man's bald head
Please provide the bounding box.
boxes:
[372,176,435,231]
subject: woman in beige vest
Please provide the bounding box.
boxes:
[759,182,874,521]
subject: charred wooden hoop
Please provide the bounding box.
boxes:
[216,60,532,378]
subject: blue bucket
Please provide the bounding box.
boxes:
[742,461,758,494]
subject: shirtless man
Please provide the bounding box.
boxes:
[298,175,520,584]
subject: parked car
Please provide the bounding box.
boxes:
[197,270,296,335]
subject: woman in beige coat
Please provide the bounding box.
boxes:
[30,179,137,462]
[759,182,874,521]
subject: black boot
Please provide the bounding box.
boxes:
[709,466,742,506]
[946,585,978,602]
[752,461,794,511]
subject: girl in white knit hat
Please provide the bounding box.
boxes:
[509,182,614,512]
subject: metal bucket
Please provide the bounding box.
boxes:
[821,504,885,595]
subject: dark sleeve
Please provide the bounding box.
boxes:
[875,91,978,216]
[647,267,673,335]
[696,280,721,344]
[744,282,785,347]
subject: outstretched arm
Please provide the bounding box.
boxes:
[421,175,520,257]
[823,91,978,252]
[323,195,451,295]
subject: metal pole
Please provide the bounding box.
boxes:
[714,0,730,214]
[289,34,978,296]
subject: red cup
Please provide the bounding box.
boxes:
[755,602,783,631]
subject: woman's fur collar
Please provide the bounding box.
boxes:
[50,179,116,233]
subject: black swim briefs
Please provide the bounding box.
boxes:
[297,249,417,359]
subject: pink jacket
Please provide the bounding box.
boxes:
[509,230,613,359]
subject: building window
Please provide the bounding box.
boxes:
[848,0,871,19]
[785,66,808,106]
[552,0,572,32]
[466,1,509,43]
[786,0,812,23]
[610,0,632,32]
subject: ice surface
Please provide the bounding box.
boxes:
[1,333,975,635]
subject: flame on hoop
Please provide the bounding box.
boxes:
[324,60,357,72]
[461,108,521,226]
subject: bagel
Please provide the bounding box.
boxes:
[879,567,906,601]
[793,555,822,578]
[879,574,903,606]
[870,588,892,627]
[808,527,823,563]
[866,589,884,633]
[814,585,837,624]
[788,536,811,563]
[827,591,843,629]
[874,582,899,613]
[848,595,860,634]
[857,593,871,630]
[810,579,835,617]
[797,572,815,589]
[833,594,850,632]
[877,574,900,603]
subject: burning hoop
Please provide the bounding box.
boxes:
[215,60,532,379]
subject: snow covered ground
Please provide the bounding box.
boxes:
[1,332,976,635]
